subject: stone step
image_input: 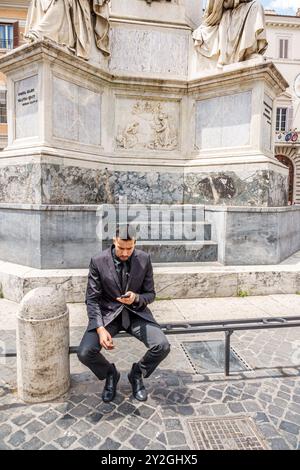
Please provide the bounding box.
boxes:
[1,255,300,303]
[101,204,205,222]
[103,240,218,262]
[102,221,212,241]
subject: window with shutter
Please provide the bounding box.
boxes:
[0,91,7,124]
[0,24,14,49]
[279,39,289,59]
[13,22,19,48]
[276,108,287,132]
[287,107,294,131]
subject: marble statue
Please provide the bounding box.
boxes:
[24,0,110,60]
[193,0,268,68]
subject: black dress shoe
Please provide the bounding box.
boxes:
[128,363,148,402]
[102,364,120,403]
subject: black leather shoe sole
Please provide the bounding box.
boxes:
[102,371,120,403]
[128,373,148,402]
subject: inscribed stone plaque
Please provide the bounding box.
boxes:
[15,75,39,139]
[110,26,189,77]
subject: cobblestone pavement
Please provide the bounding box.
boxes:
[1,318,300,450]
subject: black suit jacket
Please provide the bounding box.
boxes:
[85,246,157,331]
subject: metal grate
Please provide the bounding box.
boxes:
[181,340,251,374]
[186,416,269,450]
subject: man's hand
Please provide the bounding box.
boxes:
[116,291,136,305]
[96,326,114,350]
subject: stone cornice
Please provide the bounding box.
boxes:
[0,40,289,97]
[188,60,289,95]
[266,15,300,28]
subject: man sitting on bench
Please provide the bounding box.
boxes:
[77,225,171,403]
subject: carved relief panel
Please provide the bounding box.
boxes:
[115,98,180,151]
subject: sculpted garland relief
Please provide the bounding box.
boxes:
[116,101,178,151]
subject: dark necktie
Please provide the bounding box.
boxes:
[120,262,130,330]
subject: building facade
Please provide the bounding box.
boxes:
[265,9,300,204]
[0,0,27,149]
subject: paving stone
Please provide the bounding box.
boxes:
[243,401,261,412]
[292,395,300,404]
[279,420,300,435]
[129,434,150,450]
[0,442,10,450]
[98,438,121,450]
[166,431,187,446]
[69,394,88,405]
[112,425,133,442]
[0,423,12,439]
[54,435,78,449]
[78,432,101,449]
[118,401,138,415]
[284,410,300,425]
[21,437,44,450]
[270,438,291,450]
[123,415,144,430]
[167,391,187,404]
[96,402,116,414]
[11,413,35,427]
[82,395,101,409]
[140,422,160,439]
[85,412,103,424]
[37,424,64,443]
[277,392,290,401]
[69,404,91,418]
[260,424,281,438]
[255,412,270,423]
[107,412,125,426]
[93,421,115,438]
[41,444,60,450]
[177,405,195,416]
[172,445,191,450]
[146,441,166,450]
[211,404,230,416]
[39,410,60,425]
[8,430,26,447]
[56,414,77,430]
[207,389,223,400]
[24,419,45,435]
[164,418,183,431]
[72,420,91,434]
[134,404,155,419]
[228,402,246,413]
[157,432,167,445]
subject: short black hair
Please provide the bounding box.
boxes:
[115,224,136,241]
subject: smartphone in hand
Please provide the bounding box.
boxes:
[120,293,131,298]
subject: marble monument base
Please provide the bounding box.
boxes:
[0,40,294,270]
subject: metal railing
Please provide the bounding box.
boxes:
[2,316,300,377]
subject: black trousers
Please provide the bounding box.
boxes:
[77,314,171,380]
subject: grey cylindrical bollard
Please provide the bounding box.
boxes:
[17,286,70,403]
